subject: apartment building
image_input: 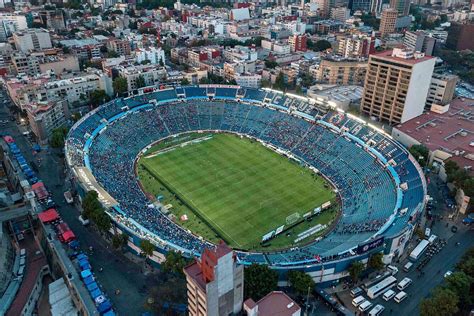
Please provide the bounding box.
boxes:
[13,29,52,53]
[183,242,243,316]
[107,39,131,56]
[288,35,308,53]
[12,51,80,76]
[426,73,458,109]
[261,39,291,55]
[234,73,262,88]
[380,9,398,36]
[116,64,167,90]
[26,100,69,144]
[313,58,367,85]
[135,47,166,65]
[360,48,436,124]
[337,35,375,58]
[331,7,351,22]
[0,14,27,42]
[390,0,411,16]
[403,31,436,55]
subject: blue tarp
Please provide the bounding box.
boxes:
[90,288,102,299]
[77,253,88,261]
[83,275,94,285]
[103,309,115,316]
[80,269,92,279]
[98,300,112,313]
[86,282,98,292]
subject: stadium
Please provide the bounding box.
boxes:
[65,85,426,282]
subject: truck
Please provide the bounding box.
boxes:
[64,191,73,204]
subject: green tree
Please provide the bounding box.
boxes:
[112,233,128,249]
[420,287,459,316]
[287,270,315,296]
[244,264,278,301]
[265,59,278,69]
[135,75,146,89]
[180,78,190,85]
[162,250,189,275]
[107,50,119,58]
[89,89,110,107]
[140,239,155,258]
[445,271,472,306]
[50,126,69,148]
[274,73,286,91]
[457,257,474,279]
[113,77,128,95]
[409,144,429,167]
[348,261,364,283]
[313,40,332,52]
[367,253,384,271]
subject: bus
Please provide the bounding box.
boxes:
[367,276,397,299]
[409,239,430,261]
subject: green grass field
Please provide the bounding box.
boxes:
[138,133,337,251]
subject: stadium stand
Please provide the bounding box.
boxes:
[65,86,426,268]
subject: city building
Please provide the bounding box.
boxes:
[261,39,291,55]
[360,48,436,124]
[26,100,69,144]
[0,13,27,42]
[13,29,52,53]
[288,34,308,52]
[307,84,364,110]
[337,35,375,58]
[392,98,474,192]
[107,39,131,56]
[183,241,244,316]
[313,58,367,85]
[244,291,301,316]
[390,0,410,16]
[12,51,80,76]
[380,9,398,36]
[234,73,262,88]
[135,47,166,65]
[426,73,458,109]
[446,22,474,51]
[116,64,167,90]
[350,0,371,11]
[331,7,351,22]
[403,31,436,56]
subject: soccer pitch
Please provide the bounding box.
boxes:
[138,133,336,250]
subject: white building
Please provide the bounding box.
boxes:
[0,13,27,41]
[135,47,166,65]
[13,29,52,53]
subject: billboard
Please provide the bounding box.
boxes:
[356,236,385,254]
[275,225,285,235]
[262,231,275,242]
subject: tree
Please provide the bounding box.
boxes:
[107,50,119,58]
[89,89,110,107]
[409,144,429,167]
[161,250,189,275]
[265,59,278,69]
[140,239,155,258]
[274,73,286,91]
[113,77,128,95]
[50,126,69,148]
[81,190,110,232]
[348,261,364,283]
[180,78,190,85]
[135,75,146,89]
[112,233,128,249]
[367,253,384,271]
[244,264,278,301]
[313,40,332,52]
[287,270,315,296]
[420,287,459,316]
[445,271,472,307]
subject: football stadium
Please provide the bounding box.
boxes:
[65,85,426,281]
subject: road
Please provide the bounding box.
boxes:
[0,89,159,315]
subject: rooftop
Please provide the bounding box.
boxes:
[395,98,474,168]
[244,291,301,316]
[371,48,435,65]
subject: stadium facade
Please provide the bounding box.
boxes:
[65,85,427,283]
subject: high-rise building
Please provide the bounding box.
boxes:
[403,31,436,55]
[337,35,375,58]
[313,58,367,85]
[288,34,308,52]
[331,6,351,21]
[426,73,458,110]
[350,0,371,12]
[183,241,244,316]
[360,48,436,124]
[446,22,474,51]
[0,14,27,42]
[390,0,410,16]
[380,8,398,36]
[13,29,52,53]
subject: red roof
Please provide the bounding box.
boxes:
[62,230,76,242]
[38,209,59,223]
[3,136,14,143]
